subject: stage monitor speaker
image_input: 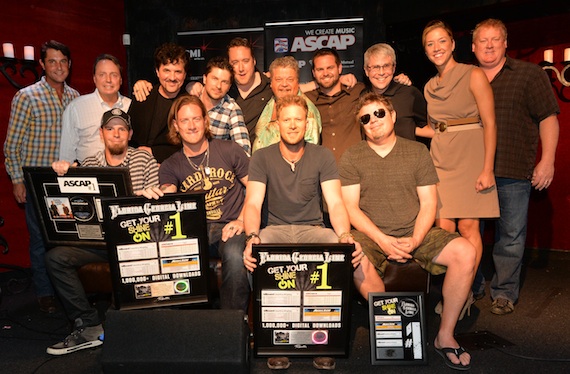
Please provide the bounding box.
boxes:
[102,309,249,373]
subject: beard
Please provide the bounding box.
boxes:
[107,143,127,156]
[317,75,339,89]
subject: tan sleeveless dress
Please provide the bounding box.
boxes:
[424,63,499,219]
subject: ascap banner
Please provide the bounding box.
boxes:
[264,18,364,82]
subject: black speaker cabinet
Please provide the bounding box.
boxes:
[102,309,249,373]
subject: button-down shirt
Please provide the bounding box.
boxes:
[489,56,560,180]
[252,90,322,152]
[380,81,427,141]
[4,77,80,184]
[208,94,251,155]
[305,83,366,163]
[59,89,131,163]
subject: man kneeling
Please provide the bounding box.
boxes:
[339,93,475,371]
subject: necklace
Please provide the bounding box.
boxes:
[281,155,299,172]
[280,147,305,173]
[185,143,213,190]
[186,144,210,176]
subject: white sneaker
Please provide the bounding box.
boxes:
[47,319,103,355]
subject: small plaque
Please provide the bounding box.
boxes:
[369,292,427,365]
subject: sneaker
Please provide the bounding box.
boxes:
[490,298,514,315]
[313,356,336,370]
[47,319,103,355]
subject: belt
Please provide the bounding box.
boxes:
[432,116,482,133]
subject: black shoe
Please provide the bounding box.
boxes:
[473,290,486,301]
[38,296,56,313]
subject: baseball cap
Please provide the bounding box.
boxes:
[101,108,131,129]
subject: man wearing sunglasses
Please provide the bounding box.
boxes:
[339,93,476,370]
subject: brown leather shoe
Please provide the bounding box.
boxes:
[38,296,56,313]
[313,356,336,370]
[267,356,290,370]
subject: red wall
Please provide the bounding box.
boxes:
[522,43,570,251]
[500,15,570,251]
[0,1,127,268]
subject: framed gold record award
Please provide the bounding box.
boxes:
[23,166,132,248]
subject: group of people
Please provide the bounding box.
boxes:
[3,17,559,371]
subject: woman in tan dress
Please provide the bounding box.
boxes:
[422,19,499,370]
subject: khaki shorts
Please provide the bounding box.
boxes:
[352,227,460,277]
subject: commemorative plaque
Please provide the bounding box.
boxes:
[368,292,427,365]
[253,243,353,357]
[101,192,209,310]
[23,166,132,248]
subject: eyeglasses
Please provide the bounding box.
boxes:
[359,109,387,125]
[365,63,394,73]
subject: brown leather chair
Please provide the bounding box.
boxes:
[78,262,113,294]
[382,261,430,293]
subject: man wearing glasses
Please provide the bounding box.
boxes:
[364,43,433,140]
[340,93,475,370]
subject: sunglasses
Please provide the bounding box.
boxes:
[359,108,387,125]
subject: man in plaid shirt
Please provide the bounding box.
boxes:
[199,56,250,155]
[3,40,79,313]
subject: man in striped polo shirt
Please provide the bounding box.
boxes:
[45,109,163,355]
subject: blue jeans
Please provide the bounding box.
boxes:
[26,191,54,297]
[208,223,250,311]
[490,178,531,303]
[45,246,108,326]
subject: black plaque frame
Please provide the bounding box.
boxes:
[253,243,353,357]
[101,192,210,310]
[368,292,427,365]
[23,166,132,248]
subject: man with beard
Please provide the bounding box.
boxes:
[45,109,162,355]
[305,48,366,163]
[199,56,250,155]
[129,43,189,163]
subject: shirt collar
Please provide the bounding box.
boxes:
[95,89,125,108]
[314,84,352,101]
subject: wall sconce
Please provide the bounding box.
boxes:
[541,48,570,87]
[1,43,40,89]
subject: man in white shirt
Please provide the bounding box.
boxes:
[59,54,131,163]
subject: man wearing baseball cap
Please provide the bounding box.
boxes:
[45,108,163,355]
